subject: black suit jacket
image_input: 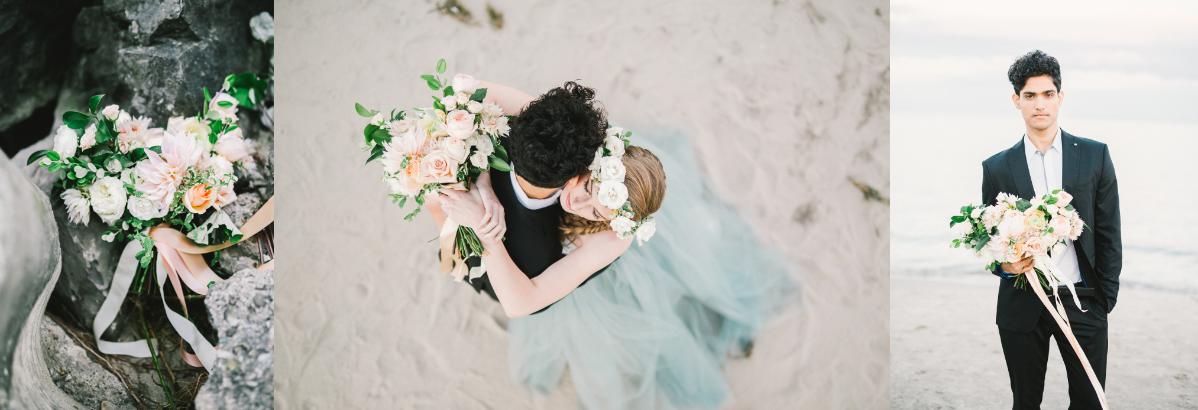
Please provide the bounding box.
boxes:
[981,131,1122,331]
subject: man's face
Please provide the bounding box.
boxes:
[1012,75,1063,132]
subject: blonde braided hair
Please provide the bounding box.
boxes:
[560,146,665,242]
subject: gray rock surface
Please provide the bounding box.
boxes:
[39,317,135,409]
[0,1,75,133]
[1,139,81,409]
[194,268,274,410]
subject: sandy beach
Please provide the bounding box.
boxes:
[891,275,1198,409]
[274,0,888,408]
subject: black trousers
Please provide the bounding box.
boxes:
[998,289,1108,410]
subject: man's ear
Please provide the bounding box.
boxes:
[1011,92,1020,108]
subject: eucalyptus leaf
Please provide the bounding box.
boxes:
[355,102,378,118]
[436,58,447,74]
[62,111,91,129]
[89,94,104,113]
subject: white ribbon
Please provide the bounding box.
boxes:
[1025,245,1108,410]
[93,240,218,370]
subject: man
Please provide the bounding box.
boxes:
[980,50,1121,409]
[430,80,608,303]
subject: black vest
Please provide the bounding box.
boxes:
[465,168,609,313]
[466,167,566,300]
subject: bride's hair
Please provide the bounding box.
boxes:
[561,146,666,239]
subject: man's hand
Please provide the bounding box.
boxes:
[1000,256,1035,275]
[439,189,487,229]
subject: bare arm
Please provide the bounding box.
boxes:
[478,80,535,116]
[481,231,630,317]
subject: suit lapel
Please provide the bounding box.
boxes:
[1061,130,1081,195]
[1005,139,1036,200]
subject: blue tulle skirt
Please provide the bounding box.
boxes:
[507,132,794,409]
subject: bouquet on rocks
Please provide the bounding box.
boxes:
[949,189,1087,307]
[26,72,271,371]
[355,59,512,278]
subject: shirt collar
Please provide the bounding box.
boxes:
[1023,127,1062,156]
[508,164,561,210]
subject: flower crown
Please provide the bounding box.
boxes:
[588,126,657,245]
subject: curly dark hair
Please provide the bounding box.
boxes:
[508,81,607,188]
[1008,50,1061,93]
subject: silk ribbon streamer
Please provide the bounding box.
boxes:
[93,197,275,370]
[1026,251,1108,410]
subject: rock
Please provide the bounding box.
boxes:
[194,268,274,410]
[0,141,81,409]
[0,1,79,134]
[39,317,135,409]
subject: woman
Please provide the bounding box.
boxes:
[427,83,790,409]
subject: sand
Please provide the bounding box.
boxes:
[891,275,1198,409]
[274,0,889,408]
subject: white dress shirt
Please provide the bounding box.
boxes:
[508,164,560,210]
[1024,128,1083,284]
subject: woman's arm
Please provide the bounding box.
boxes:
[481,231,630,317]
[478,80,535,116]
[438,189,631,317]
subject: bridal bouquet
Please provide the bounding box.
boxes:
[355,59,512,271]
[25,73,270,375]
[949,189,1086,296]
[28,74,267,268]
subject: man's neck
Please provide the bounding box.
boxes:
[514,174,558,200]
[1025,124,1059,152]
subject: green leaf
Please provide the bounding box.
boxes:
[421,75,442,91]
[366,145,385,164]
[45,150,61,162]
[26,150,51,166]
[89,94,104,113]
[355,102,378,118]
[470,88,487,102]
[216,100,234,108]
[363,124,380,143]
[62,111,91,129]
[1045,196,1057,205]
[950,215,966,227]
[371,128,391,144]
[436,58,447,74]
[432,98,445,112]
[443,86,455,97]
[1015,199,1031,212]
[972,235,990,251]
[489,156,511,172]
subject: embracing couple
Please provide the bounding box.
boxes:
[424,80,787,408]
[982,50,1122,410]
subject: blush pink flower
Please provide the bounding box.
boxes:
[135,131,203,208]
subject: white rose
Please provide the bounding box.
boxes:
[105,158,123,174]
[441,95,458,109]
[467,100,483,113]
[444,109,477,140]
[214,128,250,162]
[970,207,983,220]
[467,134,494,157]
[470,151,489,168]
[53,125,78,159]
[102,105,120,121]
[127,196,167,220]
[610,215,635,237]
[60,189,91,225]
[80,124,97,150]
[597,180,628,209]
[203,154,235,180]
[442,138,469,163]
[606,127,625,138]
[997,210,1026,237]
[451,73,479,94]
[387,119,416,137]
[482,103,503,117]
[88,177,128,225]
[208,92,239,122]
[1056,191,1073,207]
[370,112,386,125]
[597,156,626,182]
[604,135,626,157]
[250,11,274,43]
[635,219,656,244]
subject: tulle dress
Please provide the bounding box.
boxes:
[504,133,794,409]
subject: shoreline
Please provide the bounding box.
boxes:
[891,275,1198,408]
